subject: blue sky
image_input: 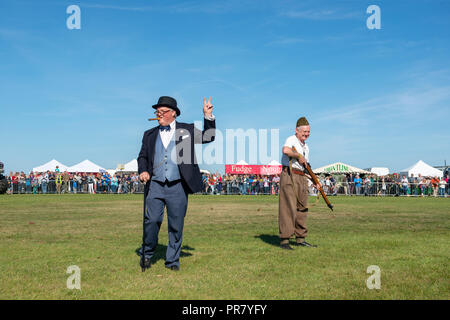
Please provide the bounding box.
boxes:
[1,0,449,174]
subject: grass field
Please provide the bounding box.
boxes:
[0,194,448,300]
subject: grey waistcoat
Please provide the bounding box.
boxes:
[151,132,181,183]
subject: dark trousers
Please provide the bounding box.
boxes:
[142,179,188,268]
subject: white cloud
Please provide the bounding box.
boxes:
[79,4,154,12]
[314,85,450,126]
[266,37,306,46]
[281,8,359,20]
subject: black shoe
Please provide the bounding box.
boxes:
[166,265,180,271]
[140,257,151,272]
[295,241,317,247]
[280,243,293,250]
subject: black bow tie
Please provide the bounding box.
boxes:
[159,125,170,132]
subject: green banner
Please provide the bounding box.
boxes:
[324,164,349,172]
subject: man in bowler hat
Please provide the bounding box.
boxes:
[138,96,216,271]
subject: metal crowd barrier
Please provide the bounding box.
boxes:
[7,180,146,194]
[310,182,448,197]
[200,181,448,197]
[201,181,280,195]
[4,179,449,197]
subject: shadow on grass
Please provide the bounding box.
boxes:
[255,234,280,247]
[135,245,195,264]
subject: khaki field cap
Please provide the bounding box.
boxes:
[296,117,309,127]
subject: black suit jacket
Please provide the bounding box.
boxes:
[137,118,215,194]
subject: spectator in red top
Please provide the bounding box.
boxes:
[11,173,18,193]
[446,174,449,196]
[431,177,439,197]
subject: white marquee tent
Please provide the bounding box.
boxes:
[66,160,106,173]
[236,160,248,165]
[313,162,370,174]
[32,159,69,173]
[116,159,138,172]
[123,159,138,172]
[366,167,390,176]
[400,160,443,178]
[267,160,281,166]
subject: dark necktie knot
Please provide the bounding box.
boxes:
[159,125,170,132]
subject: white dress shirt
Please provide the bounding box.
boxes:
[159,120,176,149]
[281,135,309,171]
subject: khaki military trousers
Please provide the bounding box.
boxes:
[56,183,62,194]
[278,169,309,242]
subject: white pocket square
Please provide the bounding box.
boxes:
[181,135,190,140]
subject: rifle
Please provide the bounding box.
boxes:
[292,146,334,211]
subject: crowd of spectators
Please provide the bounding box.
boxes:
[201,172,450,197]
[4,170,143,194]
[392,173,449,197]
[315,173,450,197]
[201,173,281,195]
[3,169,449,197]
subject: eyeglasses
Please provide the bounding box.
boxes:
[154,109,172,116]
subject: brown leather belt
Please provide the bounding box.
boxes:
[282,166,305,176]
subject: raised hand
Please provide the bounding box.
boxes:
[203,96,213,117]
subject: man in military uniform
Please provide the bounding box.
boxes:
[62,171,70,193]
[278,117,320,250]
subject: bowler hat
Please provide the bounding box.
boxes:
[152,96,180,116]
